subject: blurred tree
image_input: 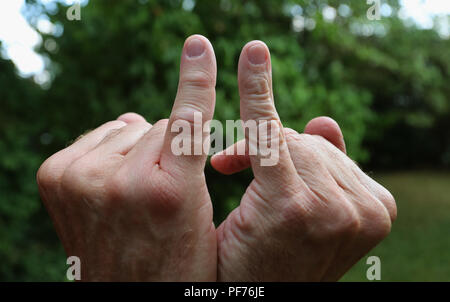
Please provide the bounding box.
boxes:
[0,44,65,280]
[0,0,449,280]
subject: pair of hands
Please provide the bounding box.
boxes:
[37,35,396,281]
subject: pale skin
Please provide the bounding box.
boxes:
[37,35,396,281]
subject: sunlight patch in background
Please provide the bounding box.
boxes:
[399,0,450,29]
[0,0,449,80]
[0,0,43,75]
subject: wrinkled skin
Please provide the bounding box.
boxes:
[37,35,218,281]
[37,36,396,281]
[210,41,396,281]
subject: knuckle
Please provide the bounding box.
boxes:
[99,128,122,144]
[60,161,84,192]
[180,69,215,89]
[379,188,397,223]
[330,198,361,236]
[103,120,128,129]
[307,194,361,241]
[154,118,169,130]
[60,157,103,194]
[285,131,302,150]
[364,202,393,241]
[242,74,271,100]
[376,218,392,240]
[36,154,64,192]
[159,118,170,125]
[244,101,276,121]
[287,133,312,147]
[291,134,323,165]
[284,127,299,141]
[150,119,169,134]
[170,107,203,127]
[369,219,392,242]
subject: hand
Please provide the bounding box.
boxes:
[211,41,397,281]
[37,35,217,281]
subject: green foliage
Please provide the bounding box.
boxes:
[1,0,449,280]
[0,53,66,280]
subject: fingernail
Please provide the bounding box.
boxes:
[186,38,205,58]
[247,44,267,65]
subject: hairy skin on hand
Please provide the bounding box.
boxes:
[211,41,396,281]
[37,35,218,281]
[37,37,396,282]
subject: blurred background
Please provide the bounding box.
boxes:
[0,0,449,281]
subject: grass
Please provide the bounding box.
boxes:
[341,171,450,281]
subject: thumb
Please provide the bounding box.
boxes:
[304,116,346,154]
